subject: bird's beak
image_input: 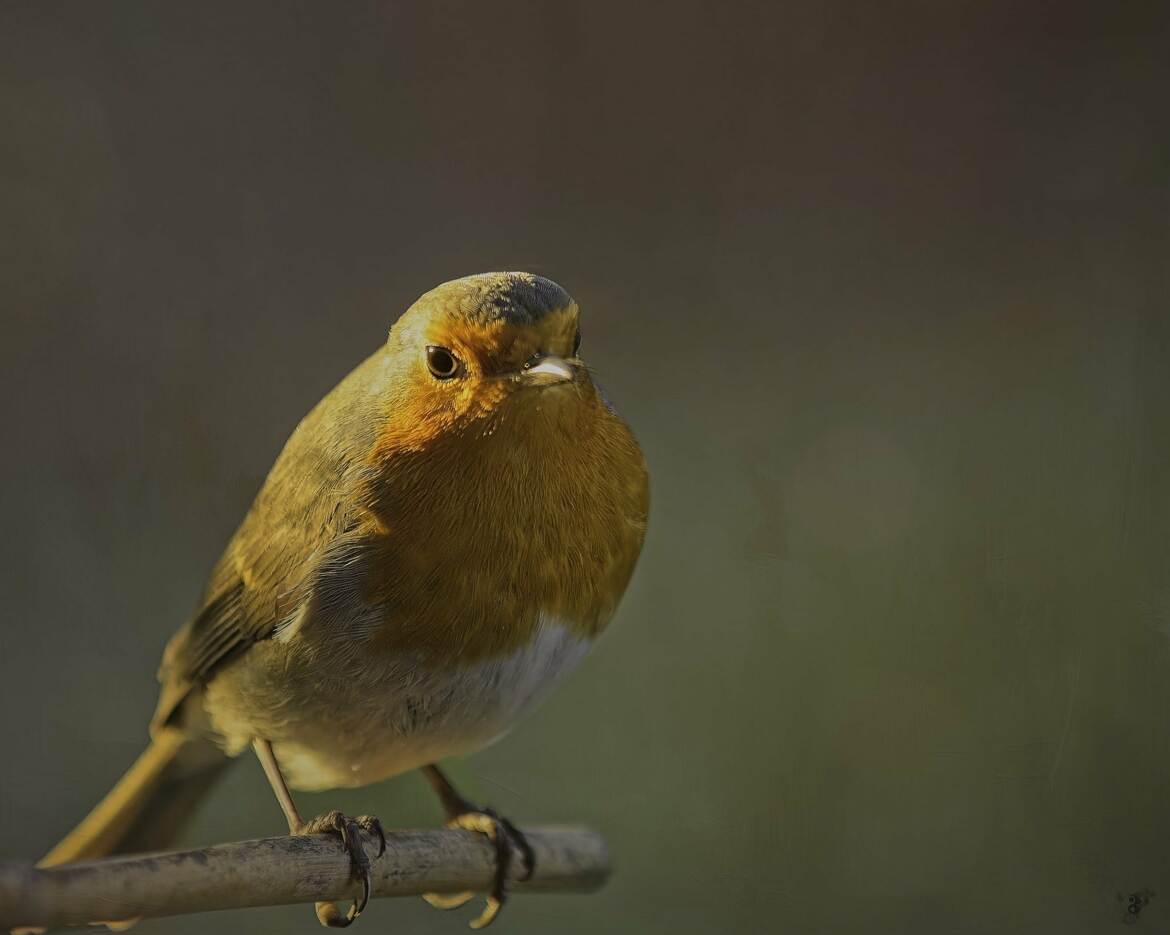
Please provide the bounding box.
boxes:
[519,356,576,386]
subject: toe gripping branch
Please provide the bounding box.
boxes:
[420,766,535,929]
[423,808,536,929]
[298,811,386,928]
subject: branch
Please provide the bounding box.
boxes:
[0,826,609,930]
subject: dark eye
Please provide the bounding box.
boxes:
[572,328,582,356]
[426,345,461,379]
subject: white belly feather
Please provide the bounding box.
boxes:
[260,616,593,791]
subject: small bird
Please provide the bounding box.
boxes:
[39,272,649,929]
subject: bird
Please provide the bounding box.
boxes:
[37,272,649,930]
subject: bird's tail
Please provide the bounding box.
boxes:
[40,728,229,867]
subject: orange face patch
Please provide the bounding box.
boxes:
[369,304,581,456]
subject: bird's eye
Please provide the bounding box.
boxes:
[572,328,582,356]
[425,345,461,379]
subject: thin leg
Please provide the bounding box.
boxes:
[252,738,303,831]
[421,764,475,819]
[250,738,385,929]
[418,764,535,930]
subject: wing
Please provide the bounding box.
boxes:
[153,352,388,731]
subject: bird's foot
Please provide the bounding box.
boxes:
[423,808,534,929]
[297,810,386,928]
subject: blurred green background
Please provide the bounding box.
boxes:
[2,2,1169,933]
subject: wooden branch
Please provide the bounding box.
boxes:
[0,826,609,930]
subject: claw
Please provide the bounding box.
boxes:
[423,891,476,910]
[354,815,387,858]
[298,810,384,928]
[469,896,502,930]
[422,808,534,929]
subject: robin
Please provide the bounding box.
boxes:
[38,272,649,929]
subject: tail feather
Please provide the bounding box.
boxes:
[40,729,229,867]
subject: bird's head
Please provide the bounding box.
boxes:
[376,272,599,450]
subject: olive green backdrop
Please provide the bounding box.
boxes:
[2,2,1168,933]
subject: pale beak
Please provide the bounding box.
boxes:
[519,355,576,386]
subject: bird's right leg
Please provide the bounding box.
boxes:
[252,739,385,928]
[418,764,534,929]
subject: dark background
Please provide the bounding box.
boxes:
[2,2,1169,932]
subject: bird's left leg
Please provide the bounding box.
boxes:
[419,764,534,930]
[252,739,385,928]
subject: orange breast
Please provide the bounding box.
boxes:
[361,389,648,663]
